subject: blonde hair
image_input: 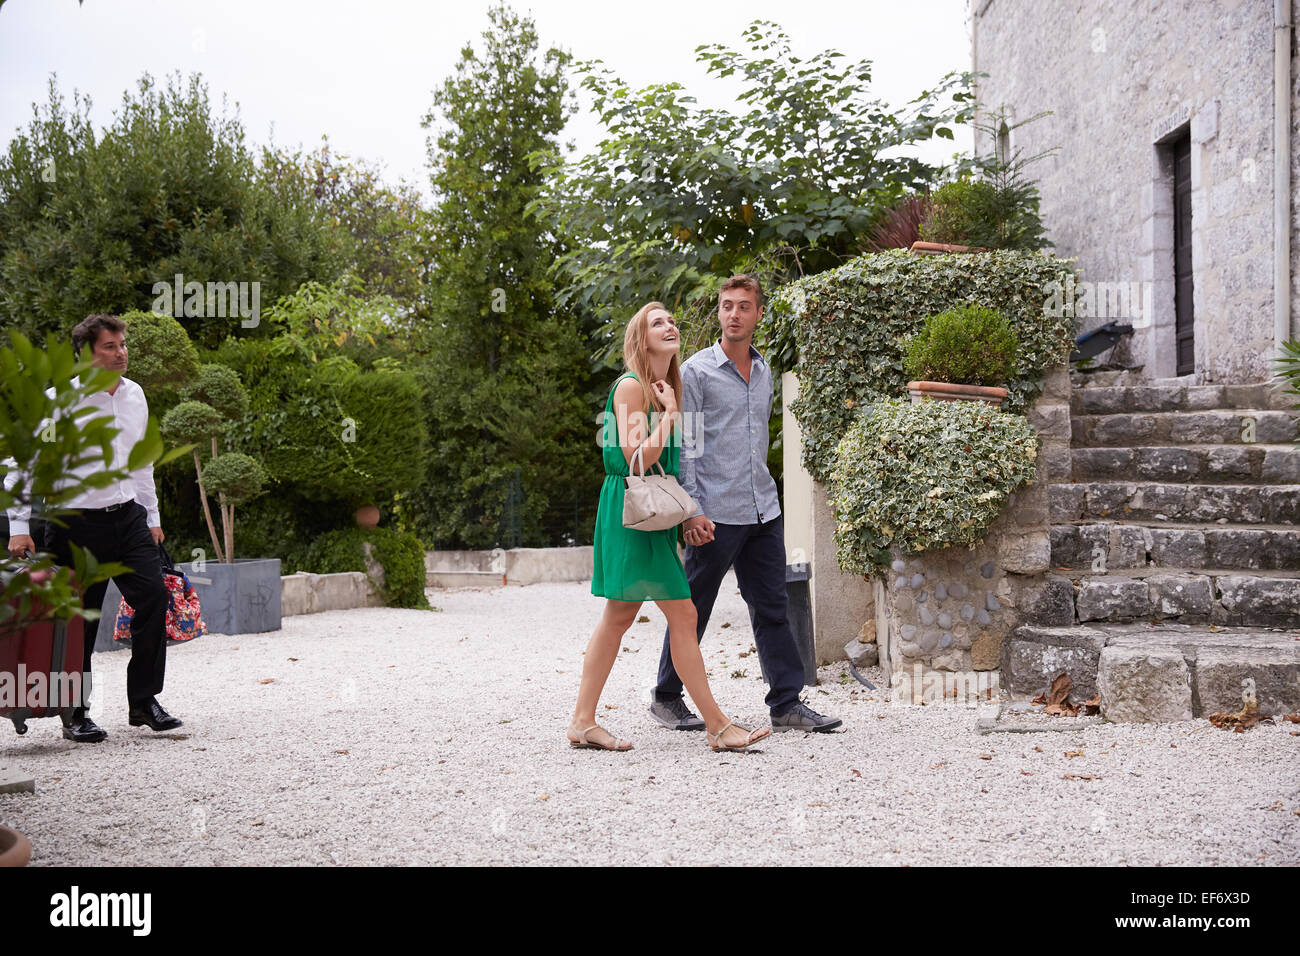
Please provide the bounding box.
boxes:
[622,301,682,414]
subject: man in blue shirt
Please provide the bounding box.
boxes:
[649,275,842,733]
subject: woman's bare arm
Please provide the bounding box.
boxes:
[613,377,677,471]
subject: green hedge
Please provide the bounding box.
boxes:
[830,398,1040,576]
[263,365,426,503]
[213,337,426,505]
[303,526,431,609]
[768,249,1077,482]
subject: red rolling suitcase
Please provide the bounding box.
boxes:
[0,569,86,735]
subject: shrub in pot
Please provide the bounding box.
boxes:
[904,305,1020,406]
[160,366,279,634]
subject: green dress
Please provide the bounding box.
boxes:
[591,371,691,602]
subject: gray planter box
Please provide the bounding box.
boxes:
[92,557,281,650]
[188,558,281,635]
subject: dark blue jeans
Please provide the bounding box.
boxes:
[654,515,804,716]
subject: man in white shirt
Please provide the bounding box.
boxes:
[5,313,181,742]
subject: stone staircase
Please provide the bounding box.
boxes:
[1002,372,1300,721]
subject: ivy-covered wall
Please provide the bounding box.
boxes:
[769,249,1078,484]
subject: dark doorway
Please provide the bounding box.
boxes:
[1172,132,1194,376]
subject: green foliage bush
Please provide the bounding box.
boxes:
[180,364,248,420]
[1275,340,1300,427]
[917,110,1053,253]
[830,398,1039,576]
[919,179,1000,248]
[201,452,267,505]
[161,400,224,445]
[119,309,201,392]
[769,249,1076,482]
[304,526,431,609]
[263,365,425,504]
[904,305,1019,386]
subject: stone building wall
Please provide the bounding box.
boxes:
[971,0,1297,384]
[876,366,1072,701]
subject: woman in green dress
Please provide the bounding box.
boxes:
[568,302,772,753]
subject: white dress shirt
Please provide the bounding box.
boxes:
[4,376,161,536]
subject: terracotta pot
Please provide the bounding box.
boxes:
[355,504,381,528]
[907,380,1008,407]
[0,826,31,867]
[908,240,989,255]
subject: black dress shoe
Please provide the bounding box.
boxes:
[62,716,108,743]
[128,698,183,732]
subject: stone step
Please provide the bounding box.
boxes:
[1070,382,1295,415]
[1003,622,1300,721]
[1050,523,1300,572]
[1049,481,1299,525]
[1070,409,1297,447]
[1070,444,1300,484]
[1071,571,1300,627]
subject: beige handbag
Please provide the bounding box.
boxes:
[622,446,698,531]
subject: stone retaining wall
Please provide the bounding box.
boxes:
[281,571,383,616]
[425,547,594,587]
[876,366,1071,700]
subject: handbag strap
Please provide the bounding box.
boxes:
[629,445,667,478]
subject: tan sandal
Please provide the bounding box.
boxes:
[707,720,771,752]
[568,724,633,751]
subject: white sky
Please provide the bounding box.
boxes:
[0,0,974,199]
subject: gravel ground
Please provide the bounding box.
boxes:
[2,573,1297,866]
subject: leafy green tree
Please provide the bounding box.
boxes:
[0,73,347,349]
[409,3,601,549]
[260,142,433,310]
[531,19,977,360]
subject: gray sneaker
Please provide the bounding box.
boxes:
[649,694,706,731]
[771,699,843,733]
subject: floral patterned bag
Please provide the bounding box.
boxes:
[113,545,207,645]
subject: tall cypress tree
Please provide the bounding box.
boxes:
[411,4,599,549]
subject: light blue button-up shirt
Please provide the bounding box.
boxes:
[678,340,782,526]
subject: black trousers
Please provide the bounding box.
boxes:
[654,515,804,715]
[45,501,168,712]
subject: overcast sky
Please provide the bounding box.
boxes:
[0,0,974,199]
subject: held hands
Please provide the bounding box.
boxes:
[683,514,715,547]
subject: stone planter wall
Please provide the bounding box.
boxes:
[876,366,1072,701]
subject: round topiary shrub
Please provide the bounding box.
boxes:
[202,453,268,505]
[830,398,1040,576]
[304,526,431,610]
[904,305,1020,386]
[161,400,225,445]
[119,309,201,391]
[180,364,249,421]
